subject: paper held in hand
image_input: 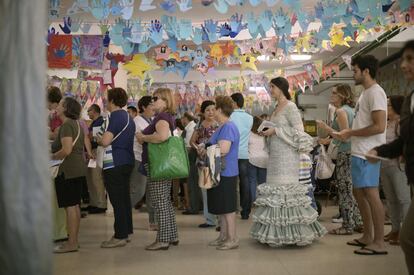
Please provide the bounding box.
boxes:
[351,151,390,161]
[258,120,276,132]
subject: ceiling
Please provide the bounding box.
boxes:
[49,1,413,83]
[56,0,321,23]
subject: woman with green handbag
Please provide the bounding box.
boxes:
[137,88,179,251]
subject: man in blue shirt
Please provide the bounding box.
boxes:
[230,93,253,219]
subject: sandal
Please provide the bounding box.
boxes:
[329,227,353,235]
[346,239,368,247]
[354,247,388,255]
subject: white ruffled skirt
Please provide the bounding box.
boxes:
[250,183,327,247]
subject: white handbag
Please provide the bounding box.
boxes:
[327,141,338,160]
[316,145,335,180]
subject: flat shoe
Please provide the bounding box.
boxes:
[170,240,179,246]
[329,227,353,235]
[198,223,215,228]
[354,247,388,255]
[53,244,78,253]
[145,242,169,251]
[208,238,226,247]
[216,240,239,250]
[101,237,127,248]
[346,239,367,247]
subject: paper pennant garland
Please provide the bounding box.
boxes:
[342,55,352,70]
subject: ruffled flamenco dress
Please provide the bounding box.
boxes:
[250,106,327,247]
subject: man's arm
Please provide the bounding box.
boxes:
[350,110,386,137]
[332,110,386,141]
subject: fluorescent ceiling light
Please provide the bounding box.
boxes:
[290,54,312,61]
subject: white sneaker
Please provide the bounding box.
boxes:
[101,237,127,248]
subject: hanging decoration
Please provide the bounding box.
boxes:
[80,35,104,69]
[47,35,73,69]
[123,54,158,79]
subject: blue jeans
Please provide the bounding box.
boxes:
[201,188,216,225]
[247,163,267,202]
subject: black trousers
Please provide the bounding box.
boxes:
[238,159,251,217]
[103,164,133,239]
[187,148,202,212]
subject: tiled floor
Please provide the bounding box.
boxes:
[54,205,408,275]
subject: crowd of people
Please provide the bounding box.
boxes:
[47,40,414,274]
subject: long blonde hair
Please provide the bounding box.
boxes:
[153,88,176,114]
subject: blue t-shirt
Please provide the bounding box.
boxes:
[230,109,253,159]
[209,121,240,177]
[106,110,135,167]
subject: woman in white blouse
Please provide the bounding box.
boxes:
[247,116,268,202]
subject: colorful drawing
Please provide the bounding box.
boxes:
[47,35,72,68]
[80,35,104,69]
[72,35,81,68]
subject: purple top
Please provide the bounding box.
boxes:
[141,112,175,170]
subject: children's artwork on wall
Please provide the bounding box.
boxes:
[47,35,73,69]
[127,78,144,101]
[72,35,81,68]
[80,35,104,69]
[49,0,61,20]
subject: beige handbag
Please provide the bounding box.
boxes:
[198,167,213,189]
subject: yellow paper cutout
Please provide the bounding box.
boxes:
[240,54,257,72]
[295,33,311,53]
[329,24,352,48]
[210,43,224,62]
[123,54,158,80]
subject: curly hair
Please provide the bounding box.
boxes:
[334,84,354,107]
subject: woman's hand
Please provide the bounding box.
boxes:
[136,131,145,144]
[260,127,276,137]
[316,120,327,130]
[87,151,95,160]
[318,137,331,145]
[197,147,207,157]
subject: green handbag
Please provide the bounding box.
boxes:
[148,136,190,180]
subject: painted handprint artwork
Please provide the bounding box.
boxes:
[80,35,104,69]
[47,35,72,68]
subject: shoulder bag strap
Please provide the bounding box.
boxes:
[112,110,130,143]
[73,121,81,146]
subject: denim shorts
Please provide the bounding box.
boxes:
[351,156,381,188]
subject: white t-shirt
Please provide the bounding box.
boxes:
[133,115,151,161]
[184,120,196,148]
[248,132,268,169]
[351,83,387,159]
